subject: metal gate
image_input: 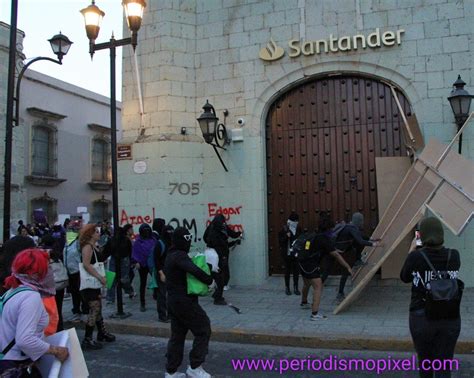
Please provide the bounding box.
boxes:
[266,75,411,274]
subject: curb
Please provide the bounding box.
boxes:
[65,321,474,354]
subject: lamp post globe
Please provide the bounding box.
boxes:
[448,75,473,127]
[197,100,218,144]
[48,32,73,63]
[80,0,105,42]
[122,0,146,36]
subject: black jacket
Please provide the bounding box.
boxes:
[335,224,373,252]
[203,224,241,258]
[400,247,461,312]
[164,248,213,299]
[278,225,301,258]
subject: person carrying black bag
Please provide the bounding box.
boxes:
[400,217,462,378]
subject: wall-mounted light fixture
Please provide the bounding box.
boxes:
[447,75,473,154]
[197,100,231,171]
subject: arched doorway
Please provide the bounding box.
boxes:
[266,75,412,275]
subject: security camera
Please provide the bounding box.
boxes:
[237,118,245,126]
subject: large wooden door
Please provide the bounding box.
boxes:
[266,75,411,274]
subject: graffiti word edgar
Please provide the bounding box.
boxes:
[120,208,156,225]
[208,203,242,221]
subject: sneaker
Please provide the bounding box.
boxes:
[310,313,327,321]
[186,365,211,378]
[353,259,367,268]
[335,293,345,304]
[213,298,227,306]
[140,305,146,312]
[165,372,186,378]
[158,317,171,323]
[223,285,230,291]
[300,302,310,309]
[106,301,115,306]
[71,313,81,322]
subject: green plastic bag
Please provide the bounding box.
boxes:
[187,254,210,296]
[105,270,116,289]
[148,268,159,290]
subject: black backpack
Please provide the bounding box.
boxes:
[291,232,318,262]
[420,250,464,320]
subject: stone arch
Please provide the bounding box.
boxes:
[253,61,423,131]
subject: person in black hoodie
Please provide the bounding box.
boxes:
[153,224,174,322]
[164,227,213,378]
[203,214,241,305]
[278,212,301,295]
[400,217,461,378]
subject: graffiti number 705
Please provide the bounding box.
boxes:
[169,182,200,195]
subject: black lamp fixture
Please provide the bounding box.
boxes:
[80,0,146,57]
[447,75,473,154]
[14,32,73,126]
[80,0,146,318]
[197,100,231,171]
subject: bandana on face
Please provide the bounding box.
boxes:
[287,220,298,236]
[12,269,56,298]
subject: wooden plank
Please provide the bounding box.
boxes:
[375,157,412,279]
[426,182,474,235]
[334,210,424,314]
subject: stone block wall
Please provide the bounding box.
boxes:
[120,0,474,286]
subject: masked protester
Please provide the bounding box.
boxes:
[203,214,241,305]
[164,227,213,378]
[278,212,301,295]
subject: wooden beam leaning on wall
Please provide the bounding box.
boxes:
[334,112,474,314]
[386,83,425,153]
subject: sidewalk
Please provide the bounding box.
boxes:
[64,277,474,353]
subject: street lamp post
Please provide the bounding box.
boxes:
[3,0,72,241]
[447,75,473,154]
[80,0,146,318]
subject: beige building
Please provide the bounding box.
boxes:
[119,0,473,286]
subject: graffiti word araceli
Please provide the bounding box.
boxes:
[120,208,156,226]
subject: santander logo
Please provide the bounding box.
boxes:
[259,38,285,61]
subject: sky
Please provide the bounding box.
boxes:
[1,0,126,100]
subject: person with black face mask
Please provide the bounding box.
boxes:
[203,214,241,305]
[164,227,213,378]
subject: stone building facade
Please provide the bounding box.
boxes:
[120,0,474,286]
[1,22,120,237]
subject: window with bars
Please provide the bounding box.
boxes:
[32,126,57,176]
[92,138,111,182]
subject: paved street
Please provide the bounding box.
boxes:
[84,334,474,377]
[65,276,474,353]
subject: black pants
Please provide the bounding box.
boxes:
[55,288,65,332]
[283,255,299,288]
[138,266,149,306]
[154,281,167,320]
[68,272,89,314]
[409,310,461,378]
[166,297,211,374]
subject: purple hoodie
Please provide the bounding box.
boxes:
[132,237,156,267]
